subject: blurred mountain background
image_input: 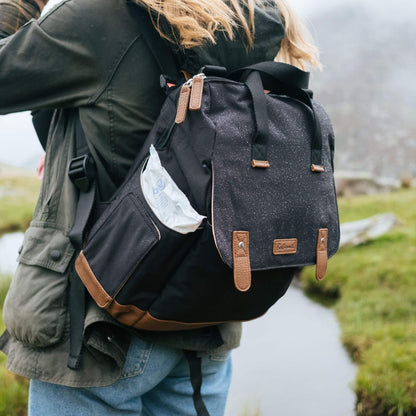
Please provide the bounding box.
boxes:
[309,1,415,178]
[0,0,414,178]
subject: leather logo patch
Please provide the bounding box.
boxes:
[273,239,298,255]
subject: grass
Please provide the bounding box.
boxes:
[300,187,416,415]
[240,404,262,416]
[0,176,40,235]
[0,274,28,416]
[0,173,36,415]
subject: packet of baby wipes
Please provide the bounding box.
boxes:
[141,145,206,234]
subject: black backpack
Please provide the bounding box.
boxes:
[33,9,339,414]
[74,61,339,332]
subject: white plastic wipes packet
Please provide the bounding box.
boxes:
[141,145,206,234]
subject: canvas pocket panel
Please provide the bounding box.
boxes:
[3,226,74,347]
[76,184,199,327]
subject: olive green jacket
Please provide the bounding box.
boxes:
[0,0,284,386]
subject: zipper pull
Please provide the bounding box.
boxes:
[189,75,205,111]
[175,84,191,124]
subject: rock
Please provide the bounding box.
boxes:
[335,171,400,196]
[339,213,400,247]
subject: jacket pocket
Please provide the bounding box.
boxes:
[3,225,74,347]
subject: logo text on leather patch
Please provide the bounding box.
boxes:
[273,239,298,255]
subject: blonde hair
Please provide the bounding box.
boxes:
[274,0,321,70]
[135,0,321,70]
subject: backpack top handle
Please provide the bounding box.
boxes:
[231,62,324,172]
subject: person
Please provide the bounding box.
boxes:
[0,0,320,414]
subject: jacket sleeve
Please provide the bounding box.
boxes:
[0,0,111,114]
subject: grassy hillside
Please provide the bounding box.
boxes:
[0,275,28,416]
[0,172,38,414]
[0,176,40,235]
[301,187,416,415]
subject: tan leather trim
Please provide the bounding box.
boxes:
[109,299,227,330]
[311,164,325,172]
[106,300,147,327]
[75,253,228,330]
[175,84,191,124]
[75,252,113,308]
[273,238,298,255]
[251,159,270,168]
[232,231,251,292]
[126,308,226,331]
[315,228,328,281]
[189,76,204,111]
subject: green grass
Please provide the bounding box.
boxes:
[0,175,40,414]
[0,274,28,416]
[0,176,40,235]
[301,187,416,415]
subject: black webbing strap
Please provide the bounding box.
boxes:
[184,351,211,416]
[133,6,179,78]
[67,114,96,370]
[0,329,10,350]
[235,62,323,168]
[31,109,54,151]
[245,71,269,163]
[67,260,87,370]
[230,61,310,90]
[68,116,97,250]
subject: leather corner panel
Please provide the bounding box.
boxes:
[75,251,113,309]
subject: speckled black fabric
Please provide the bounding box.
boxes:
[209,83,339,269]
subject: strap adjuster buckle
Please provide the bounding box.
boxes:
[68,154,96,192]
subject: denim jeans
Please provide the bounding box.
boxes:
[28,335,232,416]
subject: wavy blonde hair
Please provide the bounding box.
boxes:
[135,0,320,70]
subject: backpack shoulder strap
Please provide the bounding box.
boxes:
[133,6,179,79]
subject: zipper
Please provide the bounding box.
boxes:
[184,73,206,87]
[210,162,226,263]
[159,73,208,148]
[155,118,176,149]
[139,154,161,241]
[175,73,207,124]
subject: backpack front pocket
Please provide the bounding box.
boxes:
[76,186,201,327]
[76,193,160,303]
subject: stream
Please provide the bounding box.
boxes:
[0,232,356,415]
[0,232,23,275]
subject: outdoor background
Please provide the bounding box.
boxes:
[0,0,415,415]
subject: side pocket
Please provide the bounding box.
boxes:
[77,193,160,301]
[3,226,74,347]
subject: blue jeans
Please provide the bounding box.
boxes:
[29,335,232,416]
